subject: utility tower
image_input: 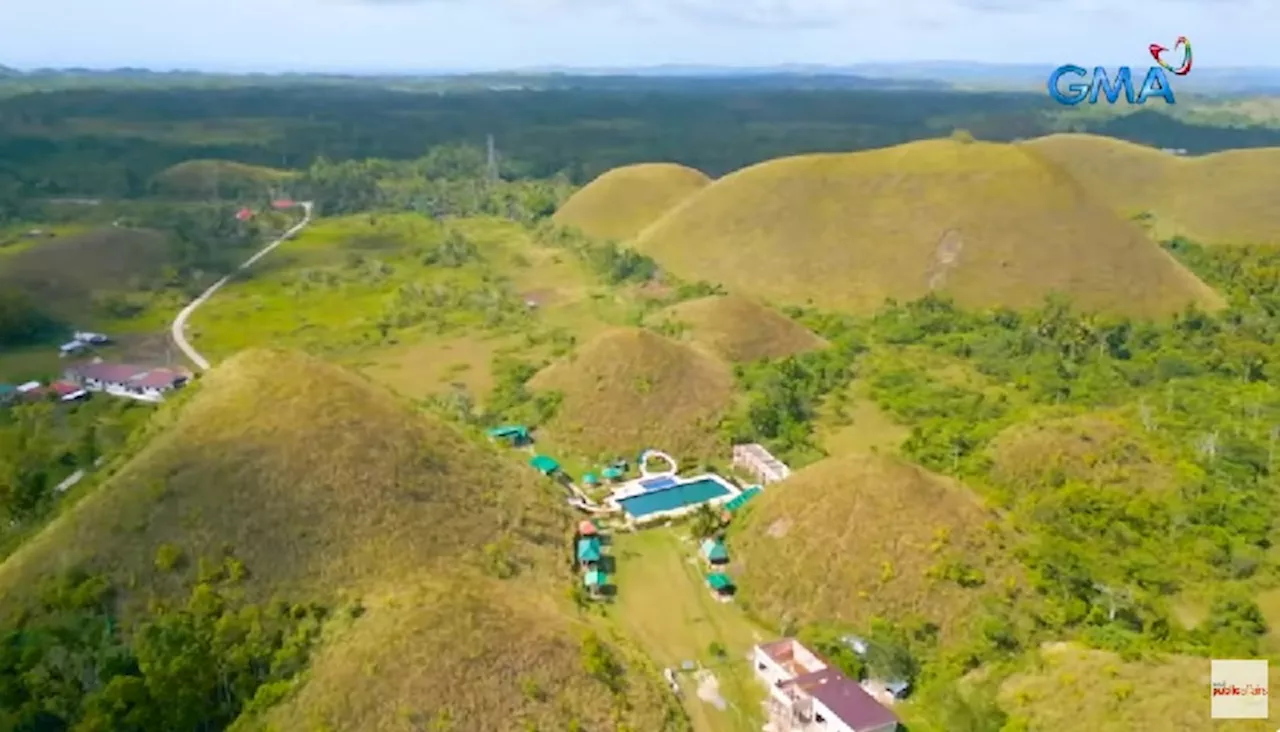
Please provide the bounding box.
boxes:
[486,134,499,181]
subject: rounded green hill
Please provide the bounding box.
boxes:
[553,162,711,241]
[632,138,1224,317]
[654,293,826,362]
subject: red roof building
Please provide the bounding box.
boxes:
[271,199,296,209]
[235,207,254,221]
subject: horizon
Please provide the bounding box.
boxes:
[3,0,1272,72]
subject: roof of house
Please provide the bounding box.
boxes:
[133,368,187,389]
[583,570,607,586]
[578,520,599,536]
[486,424,528,439]
[706,572,733,590]
[577,537,602,561]
[16,381,41,392]
[601,466,624,479]
[701,538,729,562]
[807,674,900,731]
[49,381,83,396]
[70,363,148,383]
[0,384,14,394]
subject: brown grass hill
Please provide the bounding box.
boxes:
[654,294,826,362]
[727,452,1022,647]
[1023,133,1280,245]
[631,138,1224,318]
[0,348,685,731]
[552,162,711,241]
[151,159,295,199]
[997,642,1276,731]
[988,412,1173,496]
[528,327,733,461]
[0,226,173,319]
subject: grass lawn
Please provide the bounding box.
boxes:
[605,527,769,732]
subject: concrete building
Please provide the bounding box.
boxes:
[733,443,791,484]
[753,639,899,732]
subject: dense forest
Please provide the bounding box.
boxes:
[4,84,1280,205]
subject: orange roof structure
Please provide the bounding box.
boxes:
[578,520,599,536]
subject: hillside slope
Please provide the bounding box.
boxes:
[632,139,1223,317]
[1023,133,1280,245]
[553,162,711,241]
[529,327,733,460]
[655,294,826,362]
[729,452,1021,646]
[0,348,684,731]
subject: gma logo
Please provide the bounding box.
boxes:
[1047,65,1176,106]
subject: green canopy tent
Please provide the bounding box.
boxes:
[601,467,624,481]
[701,538,729,565]
[530,455,560,475]
[486,425,529,442]
[577,537,602,564]
[583,473,599,486]
[706,572,734,595]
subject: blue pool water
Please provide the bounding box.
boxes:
[619,478,731,518]
[640,475,678,491]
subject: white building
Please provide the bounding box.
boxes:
[64,363,189,403]
[733,443,791,484]
[753,639,899,732]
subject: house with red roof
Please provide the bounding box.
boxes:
[753,638,899,732]
[64,363,190,403]
[235,207,254,222]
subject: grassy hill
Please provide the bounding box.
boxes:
[988,412,1173,495]
[654,294,826,362]
[552,162,711,241]
[631,138,1224,317]
[997,643,1275,730]
[1023,133,1280,245]
[0,348,683,730]
[0,226,172,319]
[728,452,1021,646]
[528,327,733,461]
[151,159,294,199]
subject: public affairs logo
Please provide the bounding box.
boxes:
[1211,659,1269,719]
[1048,37,1191,106]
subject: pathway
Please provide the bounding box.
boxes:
[170,201,314,371]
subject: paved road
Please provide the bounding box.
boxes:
[170,202,313,371]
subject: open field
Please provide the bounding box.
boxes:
[553,162,712,242]
[633,138,1225,317]
[1024,133,1280,245]
[607,528,768,732]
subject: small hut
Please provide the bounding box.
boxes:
[701,538,729,566]
[530,454,560,476]
[577,536,603,567]
[488,425,530,446]
[584,569,608,597]
[583,473,599,488]
[578,520,599,538]
[706,572,735,598]
[601,466,624,482]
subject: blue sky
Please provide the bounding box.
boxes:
[3,0,1274,72]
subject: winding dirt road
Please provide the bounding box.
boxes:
[170,201,313,371]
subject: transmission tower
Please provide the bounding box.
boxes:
[486,134,499,181]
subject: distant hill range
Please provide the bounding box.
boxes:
[1,61,1278,94]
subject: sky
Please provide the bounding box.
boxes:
[2,0,1275,72]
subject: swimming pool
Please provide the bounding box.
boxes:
[639,475,679,491]
[618,477,732,518]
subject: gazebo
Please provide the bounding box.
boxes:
[583,473,599,487]
[530,455,560,476]
[706,572,734,597]
[701,538,729,565]
[577,536,602,566]
[583,569,608,597]
[601,466,624,482]
[487,425,530,445]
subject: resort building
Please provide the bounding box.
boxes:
[64,363,190,403]
[753,638,899,732]
[733,443,791,485]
